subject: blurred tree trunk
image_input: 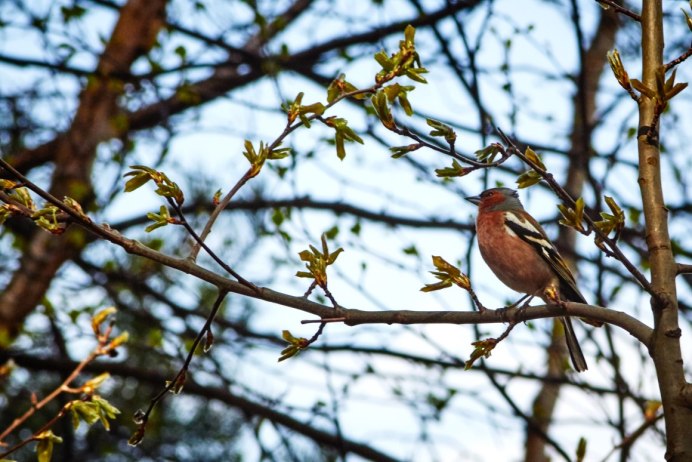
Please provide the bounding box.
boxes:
[524,4,620,461]
[0,0,167,336]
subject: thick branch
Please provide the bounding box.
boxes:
[0,156,655,350]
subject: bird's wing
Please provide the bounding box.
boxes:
[503,211,587,304]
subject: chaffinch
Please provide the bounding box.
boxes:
[465,187,588,372]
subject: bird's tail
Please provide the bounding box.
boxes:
[560,317,588,372]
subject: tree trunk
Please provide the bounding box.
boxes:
[638,1,692,460]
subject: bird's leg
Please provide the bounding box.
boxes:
[508,293,533,310]
[498,294,533,323]
[543,286,567,309]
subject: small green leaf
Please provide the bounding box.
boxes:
[420,281,453,292]
[12,187,35,209]
[60,5,86,23]
[92,307,117,334]
[243,140,257,163]
[403,245,418,256]
[371,91,395,129]
[72,401,101,427]
[282,329,299,343]
[272,208,285,226]
[0,179,18,190]
[427,118,456,144]
[464,339,497,370]
[524,147,545,170]
[631,79,656,99]
[35,430,63,462]
[82,373,110,393]
[327,75,343,103]
[374,50,393,71]
[335,132,346,160]
[516,170,542,188]
[92,396,121,430]
[268,147,291,160]
[607,49,630,89]
[398,93,413,115]
[435,159,471,178]
[278,330,309,361]
[576,437,587,462]
[174,45,187,61]
[475,144,503,163]
[110,331,129,348]
[144,221,167,233]
[405,67,428,83]
[324,225,339,240]
[421,256,470,292]
[404,24,416,45]
[125,172,151,192]
[327,248,344,265]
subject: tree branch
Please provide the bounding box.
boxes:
[676,263,692,275]
[0,157,654,350]
[594,0,641,22]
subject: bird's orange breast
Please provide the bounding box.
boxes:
[476,211,555,296]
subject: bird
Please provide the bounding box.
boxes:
[465,187,589,372]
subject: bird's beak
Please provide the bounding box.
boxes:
[465,195,481,206]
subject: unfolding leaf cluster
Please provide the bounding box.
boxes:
[295,234,344,289]
[374,25,428,84]
[421,256,471,292]
[464,338,498,370]
[243,140,291,176]
[278,329,310,362]
[516,147,546,189]
[558,195,625,251]
[322,117,364,161]
[284,91,326,127]
[124,165,185,205]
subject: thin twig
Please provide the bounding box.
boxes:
[0,399,78,458]
[0,160,654,346]
[187,168,256,261]
[595,0,641,21]
[664,46,692,72]
[132,290,228,442]
[599,412,664,462]
[496,128,658,299]
[187,82,385,263]
[168,199,257,291]
[0,319,121,459]
[301,317,346,324]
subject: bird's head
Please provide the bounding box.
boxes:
[465,187,524,212]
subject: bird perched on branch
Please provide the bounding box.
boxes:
[465,187,589,372]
